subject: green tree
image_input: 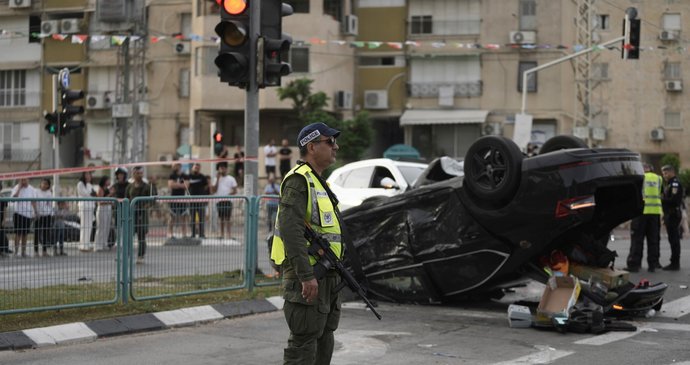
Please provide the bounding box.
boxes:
[660,154,680,173]
[277,78,373,165]
[679,169,690,197]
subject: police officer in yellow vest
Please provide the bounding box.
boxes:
[626,163,663,272]
[271,122,343,365]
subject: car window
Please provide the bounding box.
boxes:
[371,167,395,188]
[342,166,375,188]
[332,169,351,187]
[398,166,426,185]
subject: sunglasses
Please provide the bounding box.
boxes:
[312,136,337,146]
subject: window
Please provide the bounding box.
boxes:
[179,68,190,98]
[323,0,342,21]
[592,63,609,80]
[665,62,681,79]
[519,0,537,30]
[197,0,220,16]
[411,15,433,34]
[285,0,309,13]
[0,122,39,161]
[343,166,374,189]
[181,13,192,36]
[0,70,26,107]
[195,46,217,76]
[371,167,395,188]
[29,16,41,43]
[518,61,537,92]
[290,47,309,73]
[596,14,609,30]
[664,111,681,129]
[662,13,681,30]
[359,57,396,66]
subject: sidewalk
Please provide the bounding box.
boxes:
[0,297,285,351]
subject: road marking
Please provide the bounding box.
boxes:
[634,321,690,332]
[491,345,574,364]
[574,331,642,345]
[657,294,690,319]
[332,330,411,365]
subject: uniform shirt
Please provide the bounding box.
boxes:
[11,184,36,218]
[264,144,277,167]
[35,189,54,217]
[213,175,238,196]
[277,174,313,282]
[662,176,684,215]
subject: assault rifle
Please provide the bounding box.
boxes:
[304,224,382,320]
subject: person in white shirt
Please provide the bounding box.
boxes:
[264,139,277,179]
[34,178,55,257]
[77,171,97,252]
[11,178,37,258]
[212,162,238,239]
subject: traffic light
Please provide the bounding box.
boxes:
[215,0,251,88]
[628,18,641,59]
[44,111,59,135]
[259,0,293,87]
[59,87,85,136]
[213,131,225,156]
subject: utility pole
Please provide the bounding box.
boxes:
[244,0,260,197]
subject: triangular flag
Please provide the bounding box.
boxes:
[111,36,127,46]
[351,41,364,48]
[52,34,68,41]
[71,35,88,44]
[387,42,403,49]
[367,42,382,49]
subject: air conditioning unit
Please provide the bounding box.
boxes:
[364,90,388,110]
[86,94,111,110]
[41,20,59,35]
[343,14,358,36]
[509,31,536,44]
[482,123,502,136]
[158,154,174,162]
[60,18,80,34]
[650,128,665,141]
[665,80,682,91]
[174,42,191,55]
[9,0,31,8]
[335,90,352,110]
[659,30,679,41]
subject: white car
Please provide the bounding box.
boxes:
[327,158,429,211]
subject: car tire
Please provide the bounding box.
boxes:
[464,136,522,202]
[539,135,588,154]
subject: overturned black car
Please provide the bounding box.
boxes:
[342,135,666,316]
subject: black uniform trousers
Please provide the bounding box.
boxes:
[628,214,661,269]
[664,213,682,265]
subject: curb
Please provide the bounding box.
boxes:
[0,296,285,351]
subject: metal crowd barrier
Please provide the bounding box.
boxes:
[0,194,289,315]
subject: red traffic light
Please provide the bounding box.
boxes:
[214,132,223,142]
[223,0,247,15]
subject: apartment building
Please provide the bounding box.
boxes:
[189,0,357,160]
[356,0,690,167]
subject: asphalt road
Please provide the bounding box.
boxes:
[1,231,690,364]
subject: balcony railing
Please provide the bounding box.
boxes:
[0,148,40,162]
[408,81,482,98]
[408,20,481,37]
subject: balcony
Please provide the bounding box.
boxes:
[408,81,482,98]
[408,19,481,37]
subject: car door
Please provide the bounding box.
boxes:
[335,165,376,210]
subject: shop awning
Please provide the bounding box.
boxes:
[399,109,489,126]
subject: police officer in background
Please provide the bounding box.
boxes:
[626,163,663,272]
[271,122,342,365]
[661,164,684,271]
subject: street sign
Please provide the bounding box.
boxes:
[59,68,70,89]
[112,103,133,118]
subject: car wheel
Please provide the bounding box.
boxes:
[464,136,522,202]
[539,135,588,154]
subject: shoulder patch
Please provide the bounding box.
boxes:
[281,186,304,207]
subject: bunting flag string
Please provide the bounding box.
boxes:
[0,28,689,54]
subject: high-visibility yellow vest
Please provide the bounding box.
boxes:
[643,171,663,215]
[270,163,342,266]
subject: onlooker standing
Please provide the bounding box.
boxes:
[264,139,277,179]
[233,146,245,186]
[626,163,662,272]
[77,171,97,252]
[167,163,189,239]
[34,178,55,257]
[109,167,129,249]
[0,181,11,257]
[278,138,292,179]
[188,163,209,238]
[95,176,114,251]
[11,178,36,258]
[212,162,238,239]
[126,166,154,264]
[661,164,684,271]
[264,175,280,232]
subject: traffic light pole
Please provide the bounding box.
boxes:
[244,0,261,197]
[51,75,60,196]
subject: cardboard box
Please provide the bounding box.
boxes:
[507,304,533,328]
[535,275,581,326]
[569,263,629,289]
